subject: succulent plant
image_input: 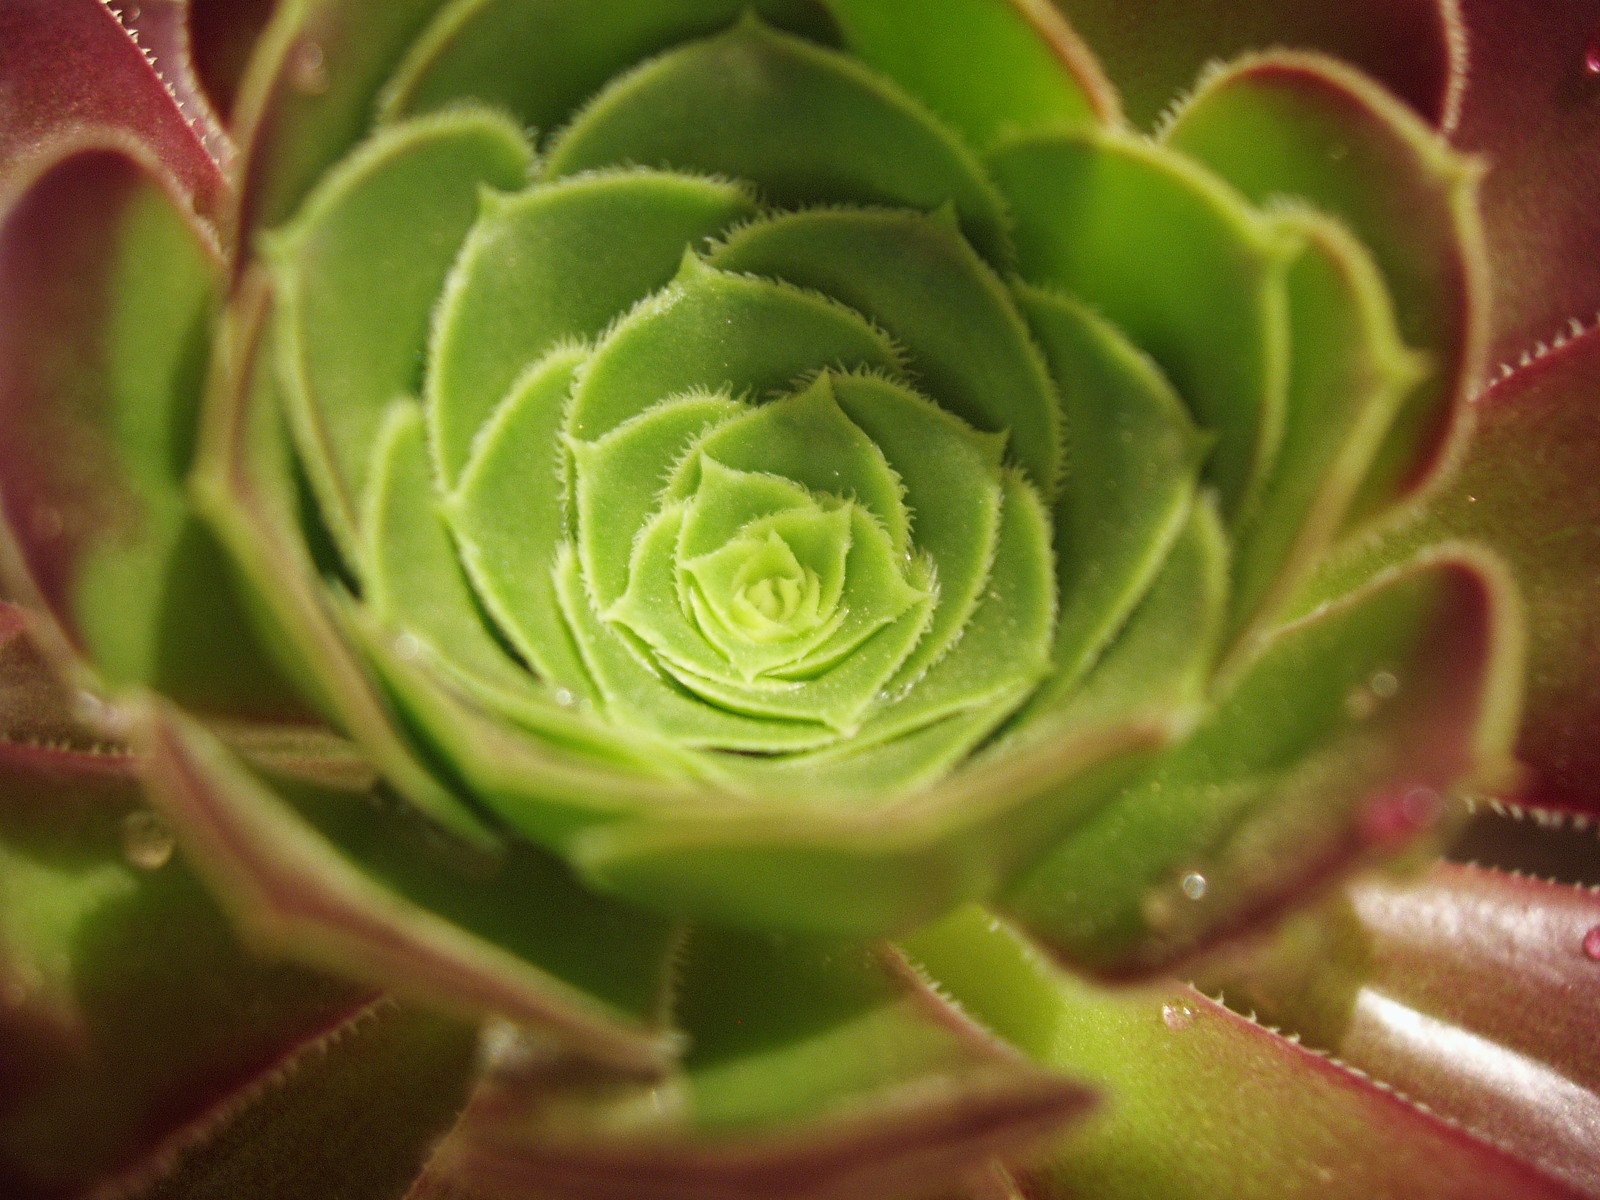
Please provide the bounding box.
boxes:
[2,1,1599,1196]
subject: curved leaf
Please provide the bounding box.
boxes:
[1452,0,1600,363]
[0,0,225,221]
[1208,863,1600,1198]
[1004,551,1521,978]
[138,703,686,1074]
[1164,50,1487,518]
[824,0,1118,148]
[0,706,368,1199]
[903,906,1587,1200]
[432,933,1094,1200]
[1048,0,1462,130]
[0,140,303,721]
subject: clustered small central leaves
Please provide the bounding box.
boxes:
[271,18,1075,797]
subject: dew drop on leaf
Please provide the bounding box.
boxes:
[1368,670,1399,699]
[1582,924,1600,961]
[290,40,329,94]
[1161,1002,1196,1030]
[1179,871,1208,901]
[120,809,175,871]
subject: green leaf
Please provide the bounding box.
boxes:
[0,733,364,1197]
[378,0,839,127]
[1008,285,1208,716]
[829,468,1057,758]
[609,505,932,733]
[988,129,1292,519]
[139,705,686,1073]
[545,16,1013,265]
[828,373,1008,692]
[568,393,747,611]
[565,254,903,443]
[0,142,301,720]
[434,931,1094,1200]
[231,0,460,232]
[551,542,846,753]
[825,0,1116,148]
[1164,51,1486,519]
[709,206,1064,493]
[1034,495,1228,736]
[194,280,503,849]
[428,168,758,484]
[1003,551,1521,977]
[445,344,604,695]
[1227,207,1424,642]
[360,402,535,698]
[265,107,532,558]
[567,713,1171,937]
[660,375,913,558]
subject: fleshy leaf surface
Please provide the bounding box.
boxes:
[138,704,686,1073]
[1205,863,1600,1197]
[903,906,1586,1200]
[1004,552,1520,977]
[432,932,1094,1200]
[1318,323,1600,816]
[824,0,1117,148]
[0,0,225,220]
[1048,0,1462,130]
[1452,0,1600,362]
[0,142,302,720]
[1164,50,1486,515]
[988,129,1290,519]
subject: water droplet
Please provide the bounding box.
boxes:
[289,41,329,93]
[121,809,175,870]
[1582,924,1600,961]
[393,632,424,661]
[1344,685,1378,720]
[1368,670,1399,699]
[1327,142,1350,161]
[552,687,576,707]
[1179,871,1208,901]
[1161,1002,1196,1030]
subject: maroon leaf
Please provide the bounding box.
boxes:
[112,0,234,166]
[0,0,224,221]
[1424,323,1600,817]
[1204,863,1600,1198]
[1451,0,1600,365]
[188,0,281,119]
[0,138,308,722]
